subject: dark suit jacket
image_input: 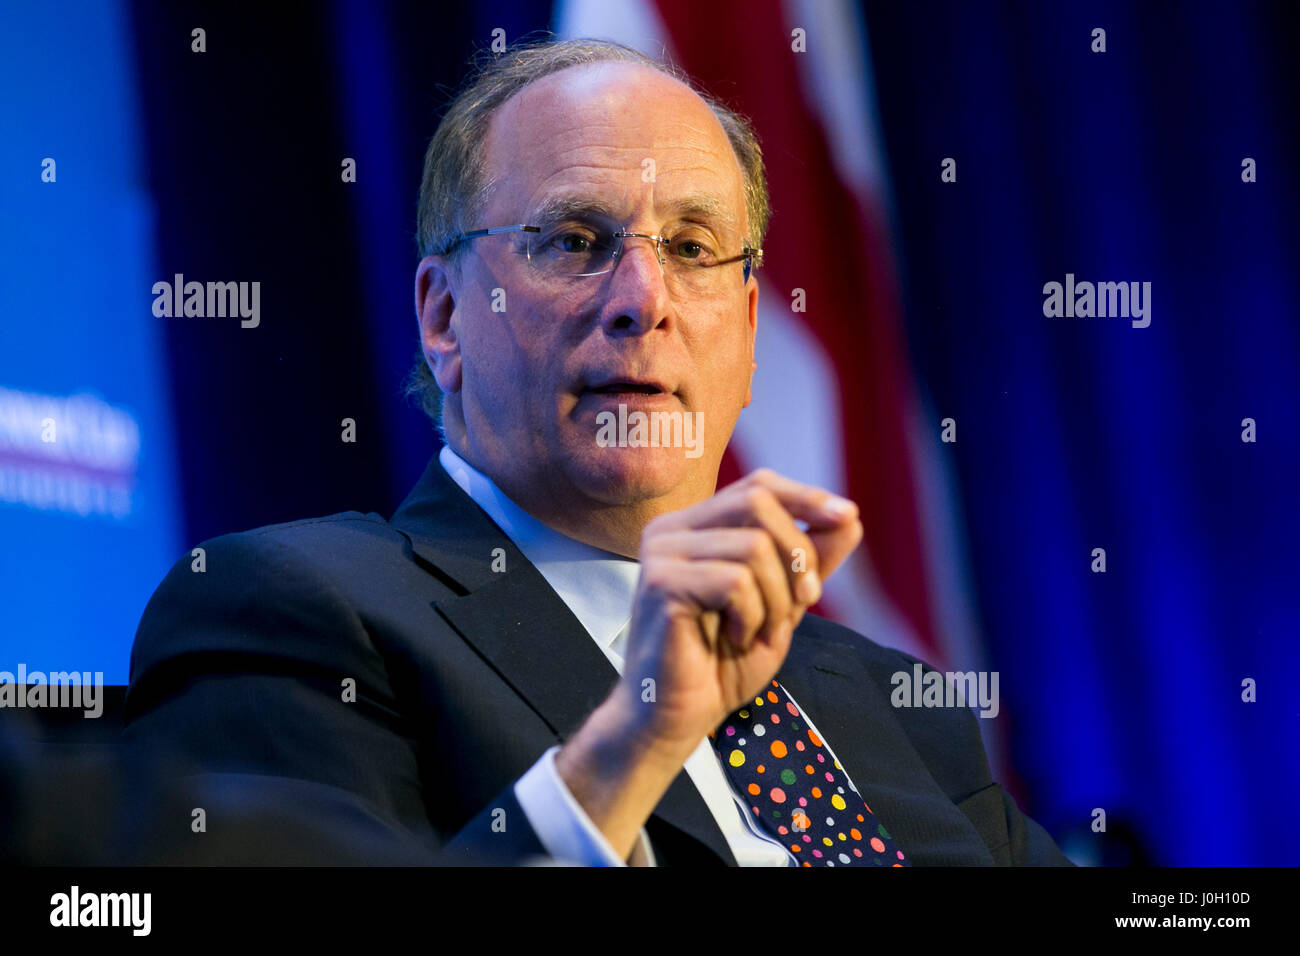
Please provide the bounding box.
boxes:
[123,454,1072,866]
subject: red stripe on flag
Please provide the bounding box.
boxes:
[654,0,938,656]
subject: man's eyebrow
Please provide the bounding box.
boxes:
[528,196,621,224]
[663,195,737,229]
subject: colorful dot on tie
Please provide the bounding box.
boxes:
[770,788,786,804]
[850,828,862,841]
[811,787,822,799]
[795,740,806,752]
[781,769,796,784]
[747,783,760,796]
[770,713,781,724]
[756,764,766,774]
[770,740,788,759]
[870,837,886,853]
[767,691,779,703]
[808,729,823,747]
[738,710,749,719]
[831,794,847,810]
[754,697,764,707]
[729,749,745,767]
[786,702,799,716]
[725,726,736,736]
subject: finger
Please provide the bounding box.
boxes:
[674,559,766,653]
[642,528,794,643]
[647,470,858,588]
[733,471,862,583]
[710,484,823,609]
[730,468,859,532]
[807,514,863,585]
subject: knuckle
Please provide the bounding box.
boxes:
[638,563,673,597]
[723,563,751,594]
[741,486,773,514]
[741,529,771,563]
[643,513,671,538]
[641,530,681,559]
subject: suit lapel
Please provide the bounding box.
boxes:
[391,455,737,866]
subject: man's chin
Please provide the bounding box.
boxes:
[565,446,698,505]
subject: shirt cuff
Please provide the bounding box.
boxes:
[514,745,655,866]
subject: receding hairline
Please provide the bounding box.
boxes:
[497,56,707,110]
[480,61,751,233]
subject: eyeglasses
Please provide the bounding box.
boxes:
[436,222,763,293]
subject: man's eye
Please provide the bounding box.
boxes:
[545,228,608,255]
[670,237,715,262]
[555,233,591,254]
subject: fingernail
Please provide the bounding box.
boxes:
[797,570,821,605]
[822,495,856,519]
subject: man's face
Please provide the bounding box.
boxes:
[419,62,758,522]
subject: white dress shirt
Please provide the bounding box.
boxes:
[438,444,801,866]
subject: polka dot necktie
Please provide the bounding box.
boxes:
[708,679,910,867]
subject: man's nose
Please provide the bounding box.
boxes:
[597,237,672,336]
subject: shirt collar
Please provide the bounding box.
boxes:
[438,444,640,651]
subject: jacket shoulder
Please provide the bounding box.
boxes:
[127,511,409,689]
[794,613,997,799]
[794,612,930,686]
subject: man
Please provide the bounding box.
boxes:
[124,38,1071,866]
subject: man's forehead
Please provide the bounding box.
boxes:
[483,62,746,224]
[527,192,738,230]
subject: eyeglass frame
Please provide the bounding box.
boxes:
[435,223,764,285]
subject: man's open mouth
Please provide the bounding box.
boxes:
[587,382,665,395]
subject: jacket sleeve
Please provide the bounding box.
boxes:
[121,529,556,866]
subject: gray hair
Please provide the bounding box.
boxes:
[405,36,770,427]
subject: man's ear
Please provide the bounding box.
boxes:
[415,255,462,394]
[742,278,759,408]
